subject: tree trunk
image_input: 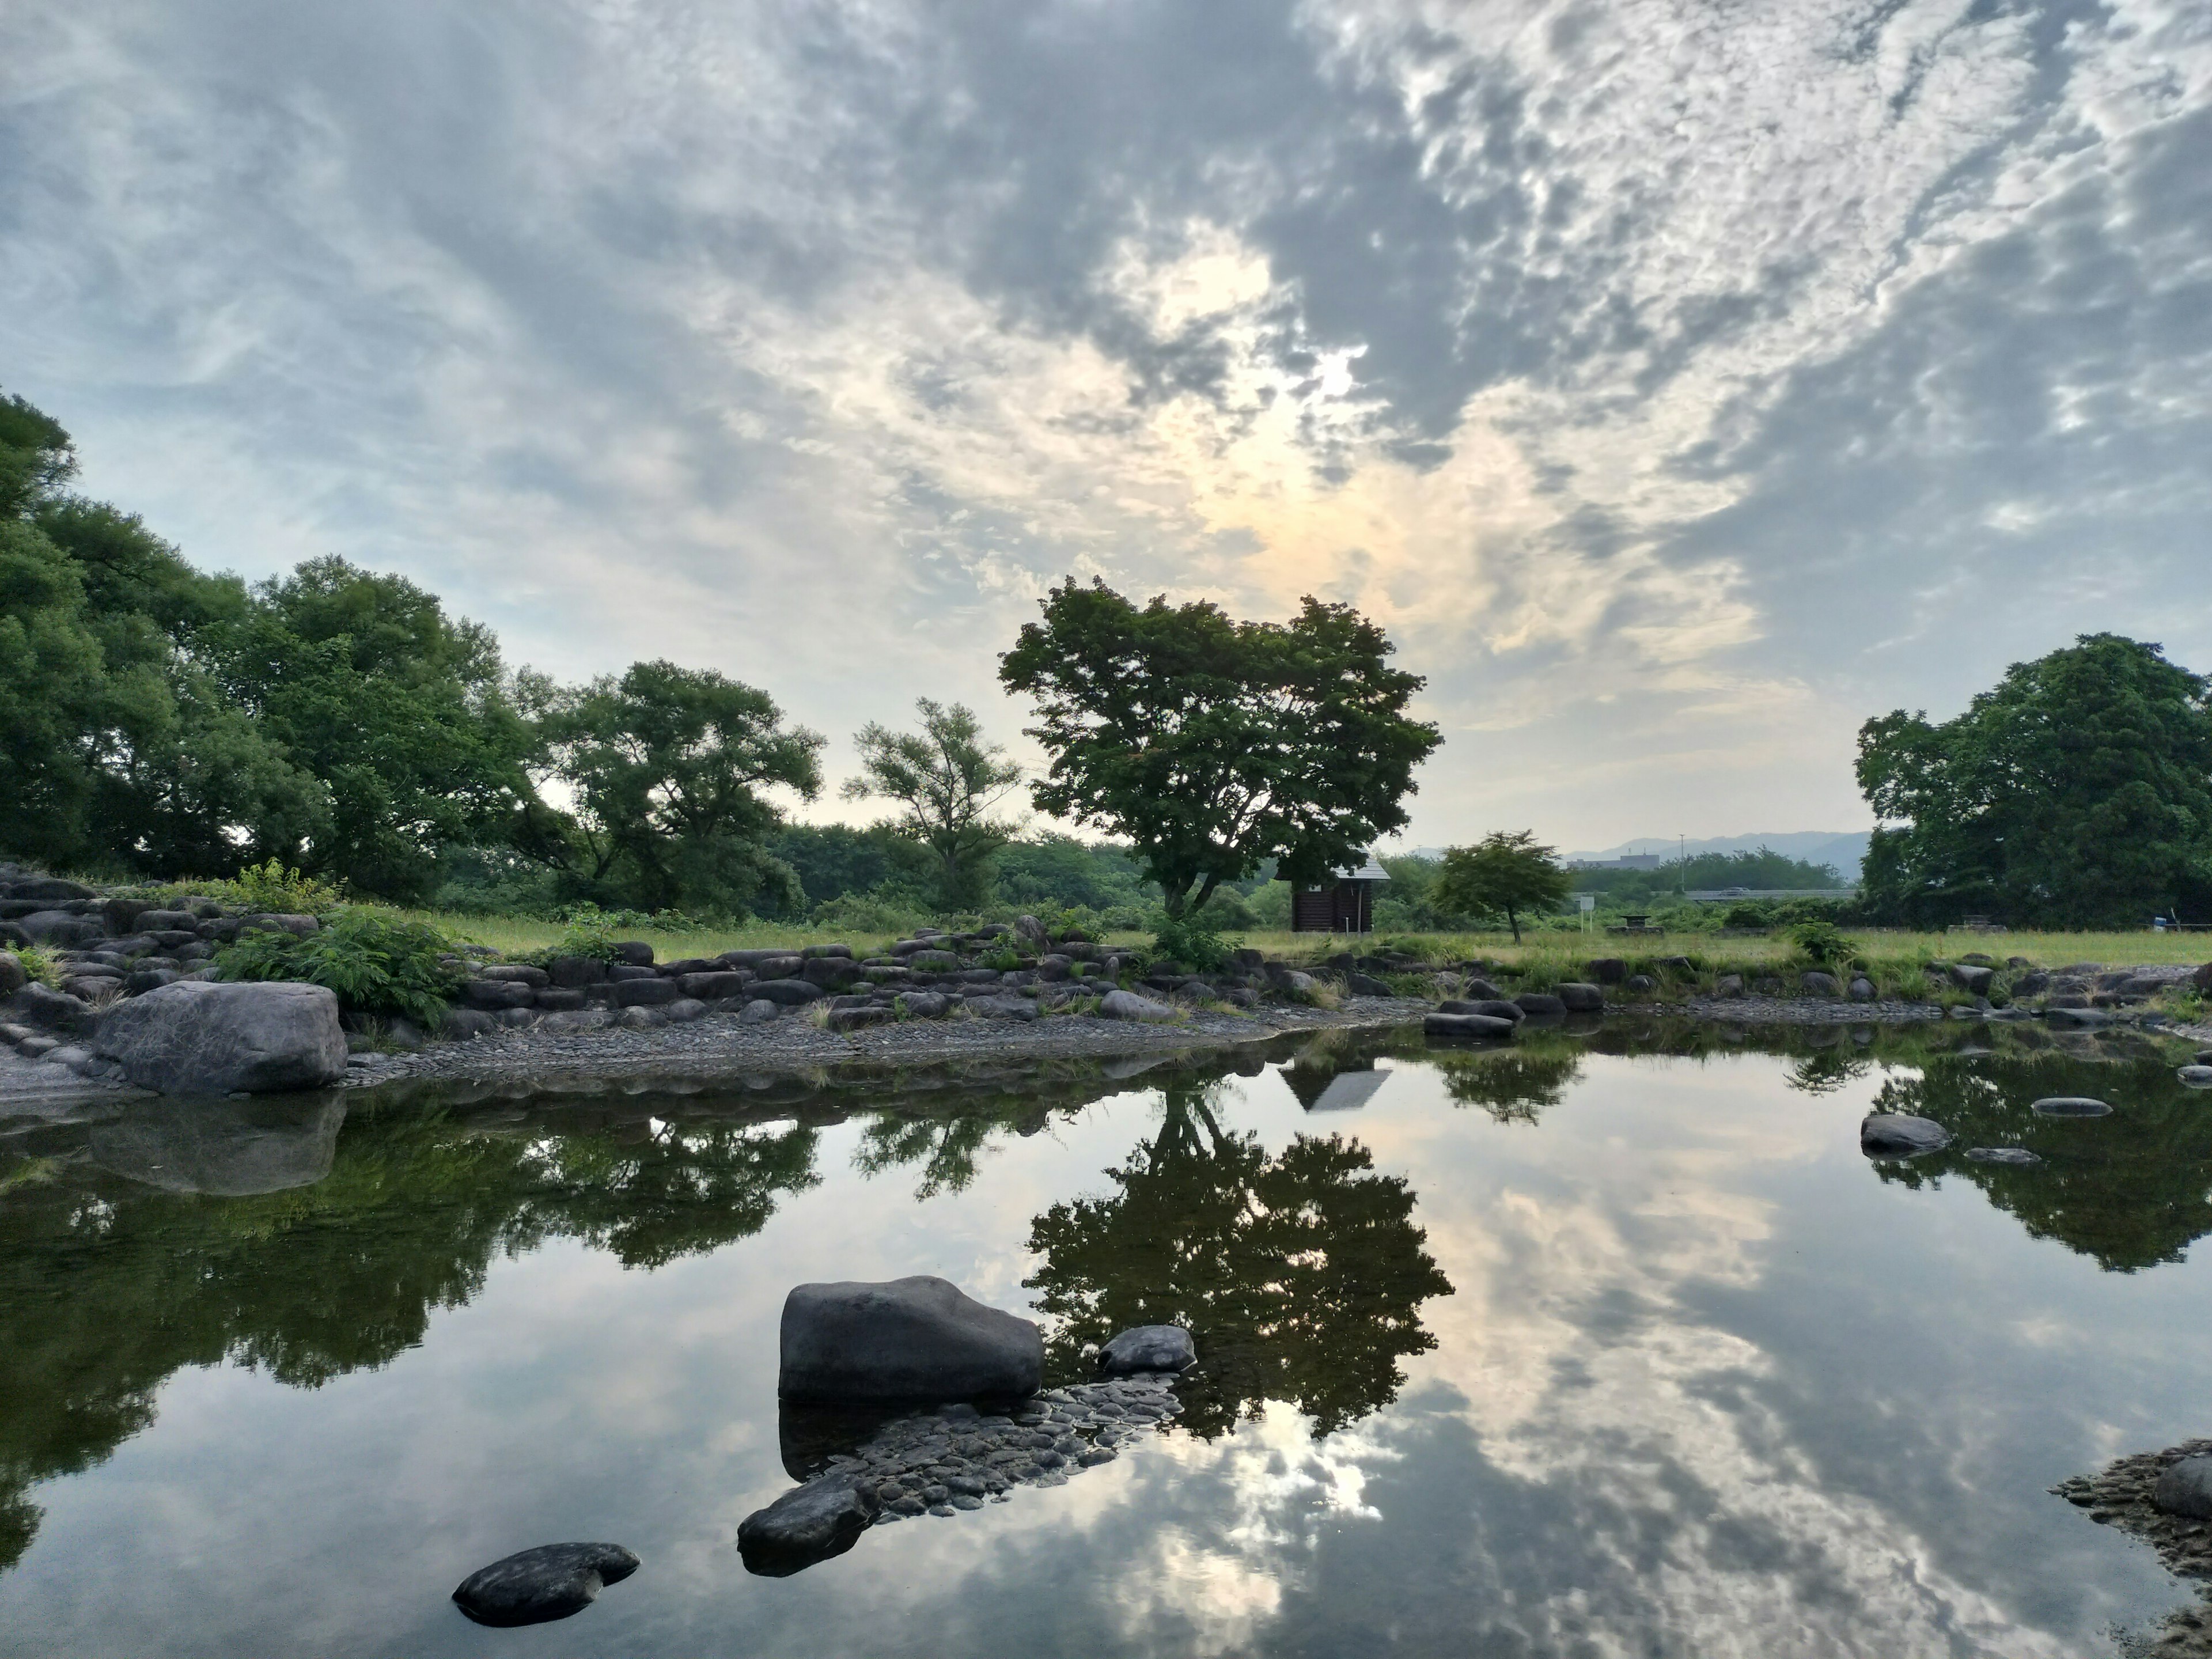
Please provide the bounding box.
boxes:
[1506,905,1521,944]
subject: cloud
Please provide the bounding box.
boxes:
[1,0,2206,840]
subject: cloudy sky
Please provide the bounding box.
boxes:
[4,0,2209,850]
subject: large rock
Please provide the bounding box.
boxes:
[737,1475,881,1576]
[1441,998,1522,1022]
[612,976,679,1007]
[93,980,347,1094]
[1801,971,1839,997]
[779,1276,1044,1403]
[1860,1112,1950,1156]
[1555,982,1604,1012]
[2154,1457,2212,1520]
[0,950,24,997]
[1099,988,1178,1023]
[2031,1096,2112,1117]
[452,1543,639,1627]
[1425,1012,1516,1040]
[2176,1065,2212,1089]
[1513,992,1567,1017]
[1097,1325,1196,1376]
[1584,958,1627,984]
[751,977,825,1005]
[678,970,749,1001]
[89,1097,346,1195]
[18,910,103,946]
[1950,963,1996,995]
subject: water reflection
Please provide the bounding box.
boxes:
[1024,1074,1453,1439]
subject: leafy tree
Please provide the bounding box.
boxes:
[1024,1078,1452,1438]
[207,558,536,900]
[991,834,1157,914]
[768,822,933,916]
[998,579,1440,918]
[531,660,824,916]
[842,699,1022,911]
[1856,634,2212,926]
[1431,831,1570,942]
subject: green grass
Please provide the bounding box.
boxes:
[391,911,902,963]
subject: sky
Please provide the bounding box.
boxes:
[3,0,2209,852]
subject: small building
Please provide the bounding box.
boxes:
[1287,853,1389,934]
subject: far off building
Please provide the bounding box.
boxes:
[1287,854,1388,933]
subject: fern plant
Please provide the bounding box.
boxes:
[215,908,464,1024]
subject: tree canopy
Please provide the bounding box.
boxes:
[1856,634,2212,926]
[998,578,1440,918]
[1431,831,1570,942]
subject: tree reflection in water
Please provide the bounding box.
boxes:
[0,1101,820,1570]
[1866,1048,2212,1272]
[1024,1075,1452,1440]
[1429,1034,1586,1124]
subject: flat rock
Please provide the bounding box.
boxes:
[2031,1096,2112,1117]
[779,1275,1044,1403]
[452,1542,639,1627]
[93,980,347,1094]
[1097,1324,1196,1376]
[1860,1112,1950,1156]
[1513,993,1567,1017]
[737,1474,881,1576]
[1425,1012,1516,1040]
[2178,1065,2212,1088]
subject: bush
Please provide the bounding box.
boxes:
[160,859,349,916]
[215,908,464,1024]
[1153,914,1233,972]
[812,891,932,937]
[6,943,59,987]
[1788,918,1862,971]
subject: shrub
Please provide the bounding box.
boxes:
[1789,918,1862,971]
[165,859,349,916]
[1153,914,1233,972]
[7,942,59,988]
[215,908,464,1024]
[812,891,932,937]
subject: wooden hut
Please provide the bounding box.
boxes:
[1287,854,1389,934]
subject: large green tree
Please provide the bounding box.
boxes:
[529,660,825,915]
[1856,634,2212,926]
[842,698,1022,911]
[998,579,1440,918]
[1431,830,1570,942]
[207,557,536,899]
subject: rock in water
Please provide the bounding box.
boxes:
[737,1475,881,1576]
[1860,1113,1950,1156]
[1424,1012,1516,1040]
[2177,1065,2212,1089]
[452,1542,639,1627]
[2154,1456,2212,1520]
[1098,1325,1196,1376]
[2031,1096,2112,1117]
[1965,1146,2041,1166]
[1554,982,1604,1012]
[779,1276,1044,1403]
[93,980,347,1094]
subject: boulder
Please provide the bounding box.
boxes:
[1346,972,1393,997]
[1097,1324,1196,1376]
[894,991,950,1019]
[1860,1112,1950,1156]
[1965,1147,2041,1165]
[452,1543,640,1627]
[967,995,1040,1022]
[462,978,537,1010]
[1099,989,1178,1023]
[2046,1007,2114,1029]
[533,987,587,1012]
[442,1008,494,1039]
[0,951,23,997]
[828,1006,893,1031]
[1585,958,1627,984]
[740,999,780,1024]
[738,1475,880,1577]
[18,910,103,946]
[677,970,749,1001]
[800,943,855,961]
[2031,1096,2112,1117]
[613,977,680,1007]
[477,963,550,987]
[10,877,94,902]
[1014,914,1048,950]
[612,941,654,967]
[547,954,610,988]
[2154,1456,2212,1521]
[2177,1065,2212,1089]
[801,956,862,988]
[778,1275,1044,1403]
[1555,982,1604,1013]
[909,950,961,971]
[237,913,319,938]
[751,978,825,1005]
[93,981,347,1094]
[1949,963,1996,994]
[1849,977,1877,1001]
[1513,992,1567,1017]
[1801,971,1839,997]
[1426,1012,1517,1040]
[664,997,708,1023]
[1625,974,1657,993]
[1714,974,1744,997]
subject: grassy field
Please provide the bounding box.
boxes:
[402,912,2210,974]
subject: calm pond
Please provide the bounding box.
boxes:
[3,1024,2210,1656]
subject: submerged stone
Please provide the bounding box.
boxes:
[1964,1146,2041,1166]
[1098,1325,1196,1376]
[738,1475,880,1576]
[2031,1096,2112,1117]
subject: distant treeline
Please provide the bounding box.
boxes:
[1566,847,1847,903]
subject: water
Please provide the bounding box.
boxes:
[3,1024,2209,1656]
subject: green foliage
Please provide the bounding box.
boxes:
[173,859,348,916]
[843,698,1022,911]
[1152,913,1232,972]
[1431,831,1572,944]
[999,578,1441,919]
[1570,846,1848,904]
[528,659,823,918]
[808,890,933,938]
[1857,634,2212,926]
[1787,917,1862,969]
[6,942,59,988]
[214,908,464,1024]
[991,834,1157,915]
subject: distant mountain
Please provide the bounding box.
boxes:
[1395,831,1873,878]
